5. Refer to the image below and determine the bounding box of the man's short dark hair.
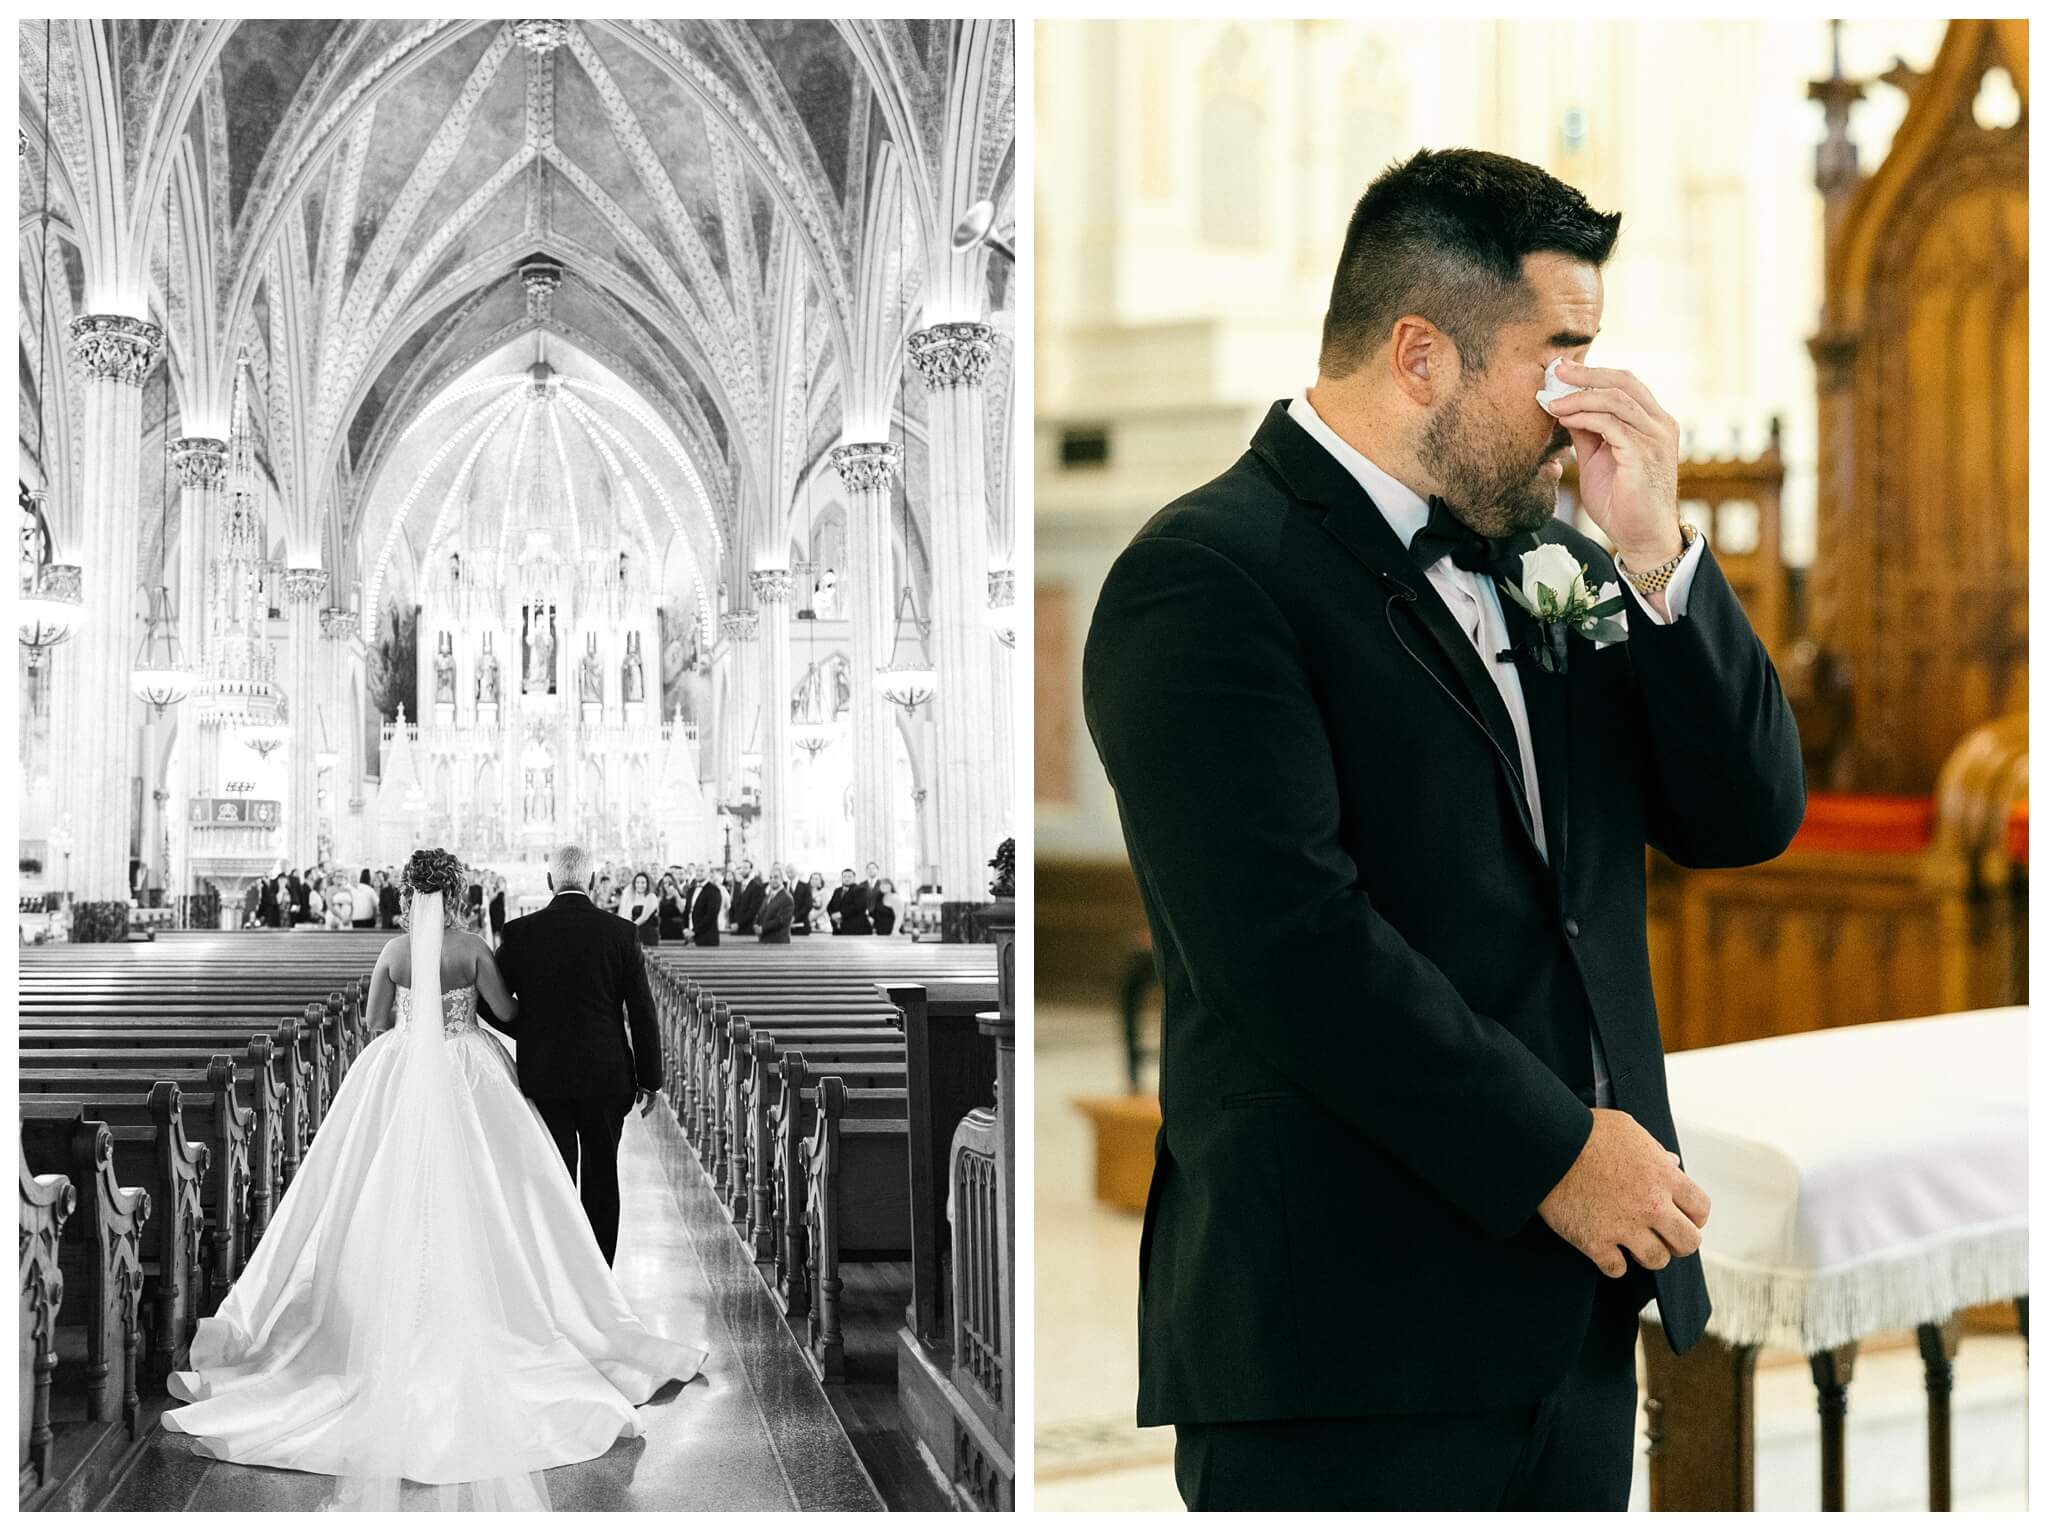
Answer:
[1319,148,1622,379]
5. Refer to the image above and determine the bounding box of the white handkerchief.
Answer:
[1536,356,1582,415]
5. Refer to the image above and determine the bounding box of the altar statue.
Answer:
[524,608,555,693]
[622,631,645,704]
[578,633,604,705]
[476,635,500,706]
[814,566,840,620]
[433,632,456,706]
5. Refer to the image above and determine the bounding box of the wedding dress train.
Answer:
[163,973,705,1504]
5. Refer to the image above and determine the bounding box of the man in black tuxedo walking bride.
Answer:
[484,842,663,1265]
[1084,149,1804,1510]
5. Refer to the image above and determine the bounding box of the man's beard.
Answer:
[1419,384,1570,538]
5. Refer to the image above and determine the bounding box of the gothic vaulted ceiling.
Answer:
[19,18,1016,609]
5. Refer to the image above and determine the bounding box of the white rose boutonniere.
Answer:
[1497,542,1628,674]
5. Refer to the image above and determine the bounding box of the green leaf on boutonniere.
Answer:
[1583,617,1630,645]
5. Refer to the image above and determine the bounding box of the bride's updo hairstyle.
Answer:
[399,847,466,930]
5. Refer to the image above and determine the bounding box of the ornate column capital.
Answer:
[829,441,903,494]
[171,437,229,489]
[319,607,356,640]
[69,314,164,387]
[750,567,794,605]
[283,567,330,604]
[721,609,760,643]
[907,322,995,392]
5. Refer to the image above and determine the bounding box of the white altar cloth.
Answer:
[1647,1007,2027,1354]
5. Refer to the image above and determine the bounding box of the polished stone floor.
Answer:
[101,1108,882,1511]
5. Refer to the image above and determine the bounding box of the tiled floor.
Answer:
[1035,1006,2029,1512]
[102,1107,881,1511]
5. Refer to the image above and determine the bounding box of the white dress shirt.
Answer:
[1289,392,1705,1109]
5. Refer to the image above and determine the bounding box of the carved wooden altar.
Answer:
[1801,19,2028,796]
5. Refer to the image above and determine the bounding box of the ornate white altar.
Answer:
[379,517,713,868]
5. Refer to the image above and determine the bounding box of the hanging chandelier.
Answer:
[130,176,193,714]
[20,27,81,670]
[876,579,937,712]
[790,289,839,757]
[20,491,82,664]
[132,589,195,712]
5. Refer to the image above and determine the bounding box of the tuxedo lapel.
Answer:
[1494,581,1572,891]
[1251,404,1538,853]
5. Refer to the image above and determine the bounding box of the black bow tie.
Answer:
[1408,496,1532,580]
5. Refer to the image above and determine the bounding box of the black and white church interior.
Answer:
[19,17,1016,1512]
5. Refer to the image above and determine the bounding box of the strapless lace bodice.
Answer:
[395,984,480,1035]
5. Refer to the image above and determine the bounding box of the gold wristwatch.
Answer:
[1618,521,1698,595]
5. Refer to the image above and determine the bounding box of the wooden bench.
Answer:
[20,1088,207,1387]
[21,1064,256,1312]
[803,1078,913,1378]
[18,1121,150,1437]
[19,1158,76,1497]
[23,1023,310,1189]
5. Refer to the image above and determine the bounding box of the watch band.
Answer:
[1619,522,1698,595]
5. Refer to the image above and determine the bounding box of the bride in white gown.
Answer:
[163,849,706,1510]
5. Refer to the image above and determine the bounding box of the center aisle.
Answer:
[100,1106,881,1511]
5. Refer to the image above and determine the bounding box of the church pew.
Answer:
[889,981,1000,1353]
[22,1023,312,1187]
[695,1009,892,1195]
[20,997,351,1111]
[802,1078,914,1380]
[729,1026,906,1236]
[641,947,1005,1396]
[667,990,899,1167]
[19,1088,206,1387]
[17,1121,150,1437]
[20,1062,257,1305]
[765,1051,912,1304]
[20,1156,76,1496]
[707,1019,902,1210]
[723,1024,906,1238]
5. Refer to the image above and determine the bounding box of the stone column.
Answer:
[830,441,901,870]
[284,567,329,868]
[321,608,355,865]
[165,437,226,899]
[988,566,1016,844]
[907,321,999,907]
[720,608,759,863]
[751,569,794,867]
[65,315,164,903]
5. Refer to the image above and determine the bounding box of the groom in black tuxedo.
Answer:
[484,843,663,1264]
[1084,149,1804,1511]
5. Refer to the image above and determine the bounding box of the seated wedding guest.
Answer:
[791,870,816,935]
[622,870,660,947]
[757,871,794,944]
[657,875,688,942]
[689,869,723,946]
[873,878,902,937]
